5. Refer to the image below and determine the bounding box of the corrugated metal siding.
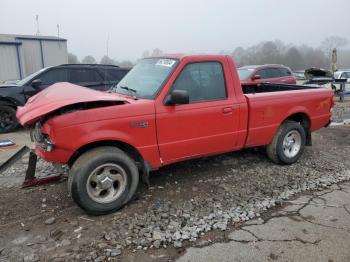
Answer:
[42,40,68,66]
[0,34,68,82]
[20,39,43,75]
[0,45,20,83]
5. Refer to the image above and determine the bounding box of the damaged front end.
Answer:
[32,122,54,152]
[4,83,131,188]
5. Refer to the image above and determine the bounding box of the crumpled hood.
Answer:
[17,82,130,126]
[304,68,333,80]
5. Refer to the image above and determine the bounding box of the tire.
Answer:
[266,121,306,165]
[0,105,19,133]
[68,146,139,215]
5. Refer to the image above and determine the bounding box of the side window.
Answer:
[39,69,68,85]
[172,62,227,103]
[341,72,350,78]
[269,68,282,78]
[279,68,292,76]
[104,69,128,81]
[69,68,103,84]
[256,69,269,79]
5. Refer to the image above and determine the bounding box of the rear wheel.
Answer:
[0,105,19,133]
[266,121,306,164]
[68,146,139,215]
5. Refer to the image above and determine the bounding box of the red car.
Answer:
[17,55,333,214]
[238,64,297,85]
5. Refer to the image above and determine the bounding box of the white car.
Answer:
[334,70,350,82]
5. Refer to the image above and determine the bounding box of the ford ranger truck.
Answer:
[17,55,334,215]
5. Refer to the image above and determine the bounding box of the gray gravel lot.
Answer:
[0,102,349,262]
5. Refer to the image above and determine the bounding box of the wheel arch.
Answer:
[68,140,145,169]
[0,97,19,108]
[283,112,312,146]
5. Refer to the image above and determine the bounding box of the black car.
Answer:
[0,64,130,133]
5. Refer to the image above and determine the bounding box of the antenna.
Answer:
[57,24,61,48]
[35,15,40,35]
[57,24,60,38]
[106,34,110,57]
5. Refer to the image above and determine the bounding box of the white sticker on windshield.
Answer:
[156,59,176,67]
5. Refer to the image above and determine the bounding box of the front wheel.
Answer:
[68,146,139,215]
[266,121,306,164]
[0,105,19,133]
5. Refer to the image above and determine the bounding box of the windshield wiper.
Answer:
[120,86,137,93]
[119,86,138,99]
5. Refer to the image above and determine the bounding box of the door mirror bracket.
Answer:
[31,79,42,89]
[164,89,189,105]
[252,75,261,80]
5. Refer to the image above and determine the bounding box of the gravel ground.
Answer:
[332,100,350,122]
[0,102,349,262]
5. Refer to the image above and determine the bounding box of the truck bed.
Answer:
[242,84,333,148]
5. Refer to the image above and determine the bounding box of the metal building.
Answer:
[0,34,68,83]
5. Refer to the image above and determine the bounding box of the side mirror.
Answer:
[164,89,189,105]
[31,79,42,89]
[252,75,261,80]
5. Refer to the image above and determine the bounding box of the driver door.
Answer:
[155,58,240,165]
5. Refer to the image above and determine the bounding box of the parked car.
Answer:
[334,70,350,82]
[238,64,297,85]
[0,64,130,133]
[17,55,333,214]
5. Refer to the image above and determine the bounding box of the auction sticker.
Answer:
[156,59,176,67]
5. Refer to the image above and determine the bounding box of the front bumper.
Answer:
[35,145,73,164]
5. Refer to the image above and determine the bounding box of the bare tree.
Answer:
[142,50,150,58]
[82,55,97,64]
[284,47,303,70]
[119,60,134,67]
[321,36,348,57]
[100,56,117,65]
[152,48,163,56]
[68,53,79,64]
[231,40,329,70]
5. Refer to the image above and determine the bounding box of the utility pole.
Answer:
[35,15,40,35]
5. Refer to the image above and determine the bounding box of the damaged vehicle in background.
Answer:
[17,55,334,215]
[0,64,130,133]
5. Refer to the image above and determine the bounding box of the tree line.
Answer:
[68,36,349,70]
[231,36,349,70]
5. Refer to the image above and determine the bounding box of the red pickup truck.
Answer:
[17,55,333,214]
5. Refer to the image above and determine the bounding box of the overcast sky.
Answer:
[1,0,349,61]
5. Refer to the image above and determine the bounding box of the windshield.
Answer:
[112,58,178,99]
[16,68,48,86]
[237,68,254,80]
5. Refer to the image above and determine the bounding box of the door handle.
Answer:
[222,107,233,114]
